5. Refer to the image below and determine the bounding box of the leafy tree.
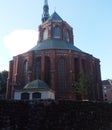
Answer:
[0,70,8,98]
[76,73,90,100]
[0,72,2,88]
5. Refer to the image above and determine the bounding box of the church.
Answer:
[6,0,103,101]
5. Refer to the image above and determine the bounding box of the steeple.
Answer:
[42,0,50,23]
[44,0,48,5]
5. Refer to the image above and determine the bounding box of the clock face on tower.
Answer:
[43,29,48,40]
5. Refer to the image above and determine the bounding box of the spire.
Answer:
[44,0,48,5]
[42,0,50,23]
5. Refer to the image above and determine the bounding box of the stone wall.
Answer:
[0,100,112,130]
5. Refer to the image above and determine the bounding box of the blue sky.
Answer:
[0,0,112,80]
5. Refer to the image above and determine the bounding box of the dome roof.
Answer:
[29,39,83,52]
[24,79,49,90]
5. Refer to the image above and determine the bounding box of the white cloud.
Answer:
[3,30,38,56]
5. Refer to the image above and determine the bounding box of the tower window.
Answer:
[65,31,70,42]
[53,27,61,39]
[43,29,48,40]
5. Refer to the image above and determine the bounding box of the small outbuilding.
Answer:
[14,79,55,100]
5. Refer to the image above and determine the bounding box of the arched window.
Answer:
[21,93,29,100]
[36,57,41,79]
[53,27,61,39]
[45,56,51,86]
[23,61,28,84]
[82,59,86,73]
[58,58,67,97]
[65,31,70,42]
[74,58,80,81]
[43,28,48,40]
[32,92,41,99]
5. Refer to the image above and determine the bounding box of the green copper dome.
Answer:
[24,79,49,90]
[29,39,82,52]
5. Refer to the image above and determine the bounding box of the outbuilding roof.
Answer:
[24,79,49,90]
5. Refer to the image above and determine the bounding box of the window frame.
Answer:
[32,92,41,99]
[21,92,29,100]
[53,27,61,39]
[43,28,48,40]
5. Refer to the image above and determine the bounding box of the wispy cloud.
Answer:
[3,30,38,56]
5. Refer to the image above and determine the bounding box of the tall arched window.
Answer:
[53,27,61,39]
[58,58,67,97]
[82,59,86,73]
[45,56,51,86]
[23,61,28,84]
[74,58,80,81]
[43,28,48,40]
[36,57,41,80]
[21,93,29,100]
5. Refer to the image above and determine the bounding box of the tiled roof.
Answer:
[24,79,49,90]
[29,39,82,52]
[48,12,63,21]
[102,80,110,85]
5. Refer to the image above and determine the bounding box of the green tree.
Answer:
[76,73,90,100]
[0,70,8,98]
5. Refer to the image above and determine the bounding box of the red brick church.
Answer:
[6,0,103,100]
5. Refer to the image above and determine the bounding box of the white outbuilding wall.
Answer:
[14,90,55,100]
